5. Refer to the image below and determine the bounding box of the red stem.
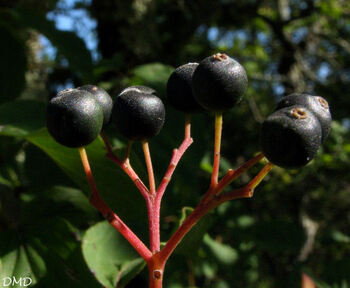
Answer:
[141,140,159,252]
[158,198,216,264]
[211,152,265,197]
[102,134,150,200]
[78,147,152,261]
[142,140,156,195]
[156,115,193,202]
[98,121,271,288]
[216,162,274,204]
[147,198,160,253]
[158,160,273,264]
[149,116,193,253]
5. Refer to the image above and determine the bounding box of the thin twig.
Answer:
[210,113,223,188]
[101,134,150,200]
[142,140,156,195]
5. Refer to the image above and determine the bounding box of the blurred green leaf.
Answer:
[203,234,238,265]
[26,128,148,231]
[27,129,147,231]
[0,23,27,103]
[330,230,350,244]
[116,258,146,288]
[82,221,145,288]
[174,207,213,256]
[131,63,174,95]
[0,231,46,286]
[22,186,98,227]
[0,100,45,137]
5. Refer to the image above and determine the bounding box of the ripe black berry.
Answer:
[166,63,203,113]
[192,53,248,111]
[112,86,165,141]
[46,89,103,148]
[276,93,331,142]
[260,106,322,168]
[77,85,113,129]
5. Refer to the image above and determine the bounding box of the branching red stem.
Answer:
[158,160,273,264]
[148,116,193,254]
[101,134,150,200]
[78,147,152,261]
[97,121,271,288]
[216,162,274,204]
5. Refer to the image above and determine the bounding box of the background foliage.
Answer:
[0,0,350,287]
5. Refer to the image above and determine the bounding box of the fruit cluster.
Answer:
[46,53,248,142]
[46,84,166,147]
[46,53,331,169]
[260,93,332,168]
[45,53,332,288]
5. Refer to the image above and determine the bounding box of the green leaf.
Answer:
[131,63,174,96]
[16,9,93,78]
[33,246,102,288]
[330,230,350,244]
[22,186,98,228]
[0,189,100,288]
[0,100,46,137]
[174,207,213,256]
[203,234,239,265]
[26,129,147,229]
[0,231,46,286]
[82,221,145,288]
[116,258,146,288]
[0,23,27,103]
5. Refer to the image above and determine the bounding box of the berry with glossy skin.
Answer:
[112,86,165,141]
[276,93,331,142]
[192,53,248,111]
[260,106,322,168]
[77,85,113,128]
[46,89,103,148]
[166,62,203,113]
[132,85,157,95]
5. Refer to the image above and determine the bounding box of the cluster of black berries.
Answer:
[46,84,166,147]
[260,93,332,168]
[46,52,331,169]
[167,53,248,113]
[46,53,248,145]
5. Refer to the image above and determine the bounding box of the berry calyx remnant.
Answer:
[276,93,332,142]
[260,106,322,168]
[192,53,248,111]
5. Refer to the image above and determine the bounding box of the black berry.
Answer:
[46,89,103,148]
[276,93,331,142]
[260,106,322,168]
[112,86,165,141]
[77,85,113,129]
[166,63,203,113]
[192,53,248,111]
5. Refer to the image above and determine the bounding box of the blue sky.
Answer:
[41,0,330,90]
[40,0,99,61]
